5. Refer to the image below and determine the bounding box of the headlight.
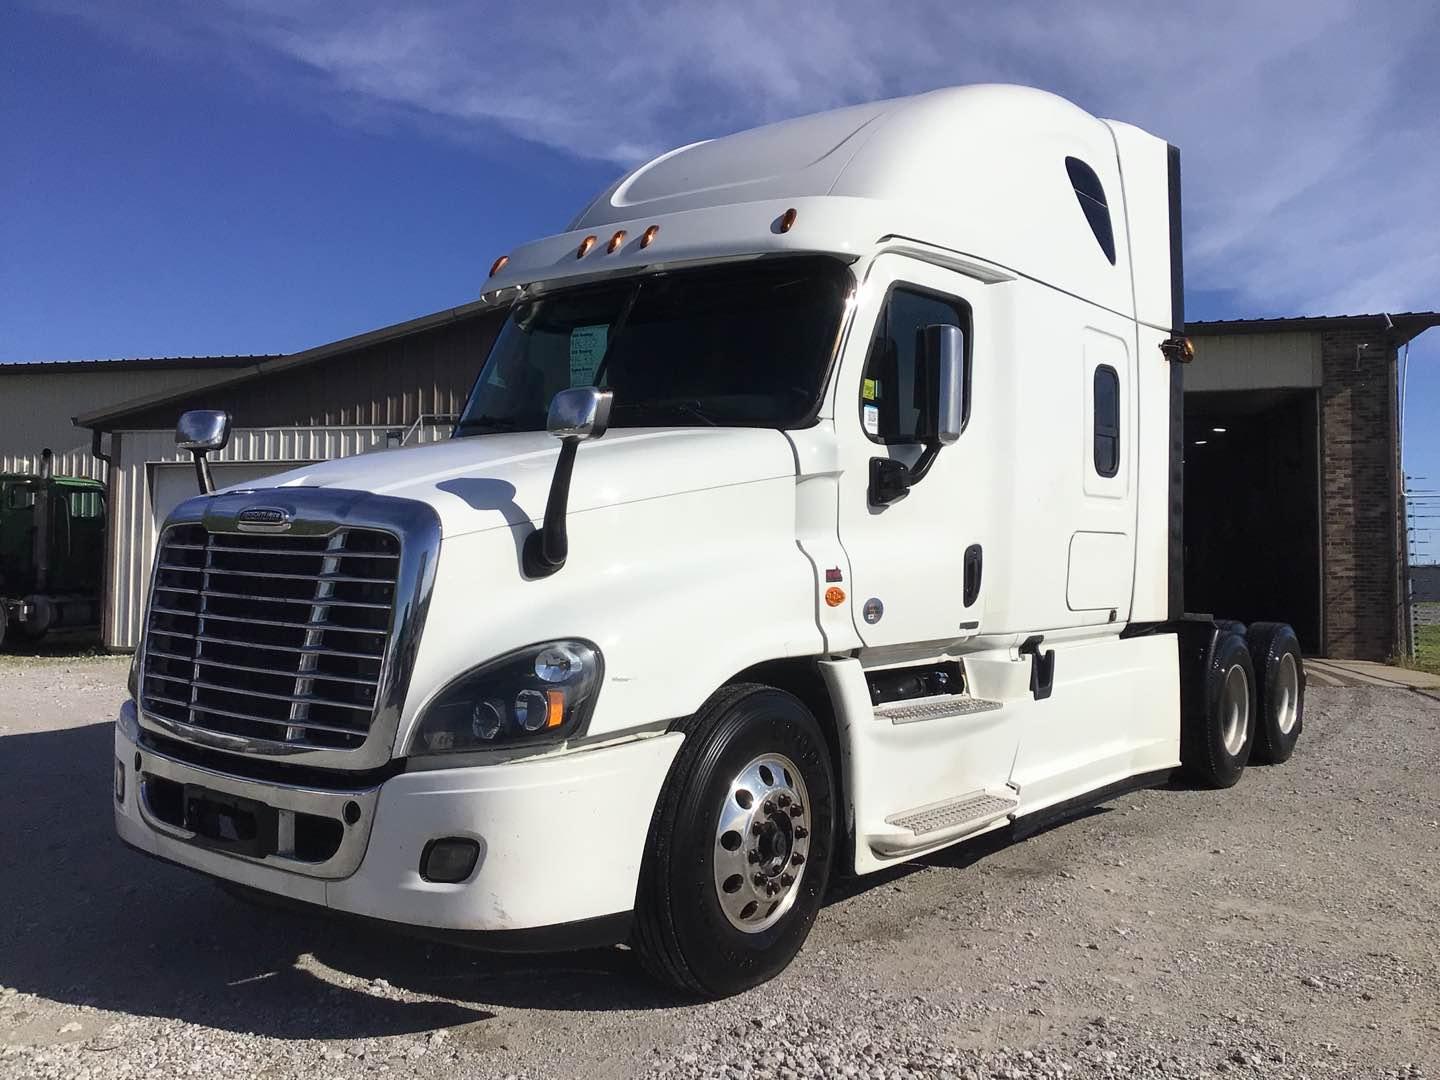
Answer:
[409,640,602,755]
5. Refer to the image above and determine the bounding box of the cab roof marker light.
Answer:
[488,254,509,277]
[778,207,798,233]
[639,224,660,249]
[576,235,598,259]
[607,230,627,253]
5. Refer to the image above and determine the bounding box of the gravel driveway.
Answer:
[1,656,1435,1079]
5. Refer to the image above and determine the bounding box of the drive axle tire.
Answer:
[1246,622,1304,764]
[1181,631,1256,789]
[633,683,835,998]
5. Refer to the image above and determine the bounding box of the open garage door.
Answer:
[1184,390,1322,653]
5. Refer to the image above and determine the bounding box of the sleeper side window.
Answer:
[1093,365,1120,477]
[859,287,970,444]
[1065,157,1117,265]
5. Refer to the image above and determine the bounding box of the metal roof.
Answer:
[1189,312,1440,346]
[76,300,496,430]
[0,355,278,375]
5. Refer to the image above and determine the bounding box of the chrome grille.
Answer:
[141,524,401,752]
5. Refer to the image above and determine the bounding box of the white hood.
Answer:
[234,428,799,539]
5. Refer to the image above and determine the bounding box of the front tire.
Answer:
[1181,631,1256,788]
[633,683,835,998]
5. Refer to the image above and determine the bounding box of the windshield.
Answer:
[454,256,851,435]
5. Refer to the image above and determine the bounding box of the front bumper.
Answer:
[114,702,683,938]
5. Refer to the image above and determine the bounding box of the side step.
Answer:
[872,789,1018,855]
[874,696,1002,725]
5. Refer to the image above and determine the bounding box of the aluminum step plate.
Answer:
[875,696,1003,725]
[886,790,1018,836]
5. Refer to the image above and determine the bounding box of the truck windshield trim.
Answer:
[453,256,854,436]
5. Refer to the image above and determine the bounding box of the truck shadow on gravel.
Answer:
[0,721,1180,1038]
[0,722,685,1041]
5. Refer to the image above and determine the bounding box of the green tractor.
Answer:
[0,453,106,647]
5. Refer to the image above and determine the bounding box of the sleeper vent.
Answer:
[1065,157,1116,265]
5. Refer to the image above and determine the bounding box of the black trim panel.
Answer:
[1011,768,1175,840]
[1166,143,1186,620]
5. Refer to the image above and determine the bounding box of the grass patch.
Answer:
[1412,621,1440,676]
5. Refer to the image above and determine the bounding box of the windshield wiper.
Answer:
[455,414,522,435]
[612,399,719,427]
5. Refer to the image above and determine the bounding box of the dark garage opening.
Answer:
[1183,389,1322,653]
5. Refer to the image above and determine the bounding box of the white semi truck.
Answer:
[114,84,1306,997]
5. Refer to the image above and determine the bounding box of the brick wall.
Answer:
[1319,330,1403,659]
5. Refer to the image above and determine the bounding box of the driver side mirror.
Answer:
[176,409,231,495]
[919,323,965,445]
[869,324,966,506]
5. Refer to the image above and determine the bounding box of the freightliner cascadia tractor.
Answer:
[114,85,1305,997]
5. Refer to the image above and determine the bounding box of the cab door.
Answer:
[835,255,992,649]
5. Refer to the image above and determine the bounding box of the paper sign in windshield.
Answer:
[569,325,608,387]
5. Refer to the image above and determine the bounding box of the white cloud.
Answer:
[40,0,1440,317]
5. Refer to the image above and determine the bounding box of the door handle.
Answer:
[963,544,982,607]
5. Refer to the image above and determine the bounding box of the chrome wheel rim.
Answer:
[713,752,811,934]
[1220,663,1251,756]
[1275,653,1299,734]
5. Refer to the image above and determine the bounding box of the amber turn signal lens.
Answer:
[545,689,566,728]
[576,235,597,258]
[824,586,846,608]
[639,224,660,249]
[488,254,509,277]
[778,207,798,233]
[607,230,627,253]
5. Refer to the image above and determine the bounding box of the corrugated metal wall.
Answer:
[1,447,106,481]
[105,423,451,651]
[0,364,252,480]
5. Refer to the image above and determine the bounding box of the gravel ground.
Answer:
[1,655,1436,1079]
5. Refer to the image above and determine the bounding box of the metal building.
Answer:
[0,356,270,480]
[1186,312,1440,661]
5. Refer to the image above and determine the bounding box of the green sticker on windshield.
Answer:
[569,325,607,387]
[863,378,880,401]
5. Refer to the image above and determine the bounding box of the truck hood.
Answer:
[236,428,799,539]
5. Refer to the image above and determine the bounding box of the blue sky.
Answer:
[3,1,1438,555]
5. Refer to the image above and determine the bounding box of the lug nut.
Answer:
[794,825,808,839]
[789,804,803,818]
[751,821,764,835]
[777,793,791,808]
[753,873,766,886]
[780,873,794,886]
[791,852,805,866]
[747,849,760,863]
[762,799,775,815]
